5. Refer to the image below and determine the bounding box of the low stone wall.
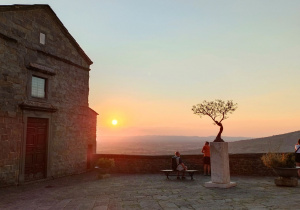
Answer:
[93,153,276,176]
[229,154,275,176]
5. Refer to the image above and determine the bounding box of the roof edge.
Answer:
[89,107,99,115]
[0,4,93,65]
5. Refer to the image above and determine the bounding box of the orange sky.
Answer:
[85,1,299,140]
[0,0,298,145]
[93,94,299,139]
[7,0,297,140]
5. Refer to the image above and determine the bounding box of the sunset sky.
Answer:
[3,1,300,140]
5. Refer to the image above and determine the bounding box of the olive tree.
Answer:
[192,100,238,142]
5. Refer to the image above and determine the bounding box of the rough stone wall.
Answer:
[0,6,97,186]
[229,154,274,176]
[0,7,90,69]
[86,108,97,153]
[93,153,276,176]
[0,115,23,186]
[0,21,25,186]
[48,60,90,177]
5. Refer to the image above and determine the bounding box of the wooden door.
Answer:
[25,117,48,181]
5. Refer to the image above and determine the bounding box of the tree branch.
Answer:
[192,99,238,141]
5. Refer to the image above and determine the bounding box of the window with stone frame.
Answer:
[40,33,46,45]
[31,76,46,98]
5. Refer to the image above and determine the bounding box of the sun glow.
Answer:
[112,119,118,125]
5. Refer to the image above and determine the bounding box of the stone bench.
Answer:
[160,170,198,180]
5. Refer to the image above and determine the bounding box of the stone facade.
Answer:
[0,5,97,186]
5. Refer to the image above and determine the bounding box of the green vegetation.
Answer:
[261,153,295,168]
[192,100,238,142]
[96,158,115,169]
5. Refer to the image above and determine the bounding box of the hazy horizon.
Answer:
[96,130,300,155]
[96,134,249,155]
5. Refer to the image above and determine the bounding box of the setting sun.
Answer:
[112,120,118,125]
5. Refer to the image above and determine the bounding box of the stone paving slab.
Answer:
[0,171,300,209]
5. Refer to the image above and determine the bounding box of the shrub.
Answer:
[261,153,295,168]
[96,158,115,169]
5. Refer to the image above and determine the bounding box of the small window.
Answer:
[31,76,46,98]
[40,33,45,45]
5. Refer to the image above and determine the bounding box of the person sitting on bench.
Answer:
[172,151,188,180]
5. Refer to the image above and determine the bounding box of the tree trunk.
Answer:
[214,122,224,142]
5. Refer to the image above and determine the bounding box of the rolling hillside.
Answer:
[97,135,249,155]
[182,130,300,154]
[228,130,300,154]
[96,131,300,155]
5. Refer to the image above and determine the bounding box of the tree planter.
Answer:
[273,167,298,178]
[94,158,115,179]
[261,153,299,187]
[95,166,111,179]
[95,167,109,175]
[273,167,299,187]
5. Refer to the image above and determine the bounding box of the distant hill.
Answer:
[103,135,249,142]
[97,131,300,155]
[96,135,249,155]
[182,130,300,154]
[228,130,300,154]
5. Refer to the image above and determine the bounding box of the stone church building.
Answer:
[0,5,98,186]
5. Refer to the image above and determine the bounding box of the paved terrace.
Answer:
[0,171,299,210]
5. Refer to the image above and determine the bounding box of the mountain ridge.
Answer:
[182,130,300,154]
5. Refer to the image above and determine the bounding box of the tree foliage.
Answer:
[261,153,295,168]
[192,100,237,142]
[192,99,237,125]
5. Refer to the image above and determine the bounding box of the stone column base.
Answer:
[205,142,236,189]
[204,181,237,188]
[274,177,298,187]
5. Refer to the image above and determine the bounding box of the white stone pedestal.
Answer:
[204,142,236,188]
